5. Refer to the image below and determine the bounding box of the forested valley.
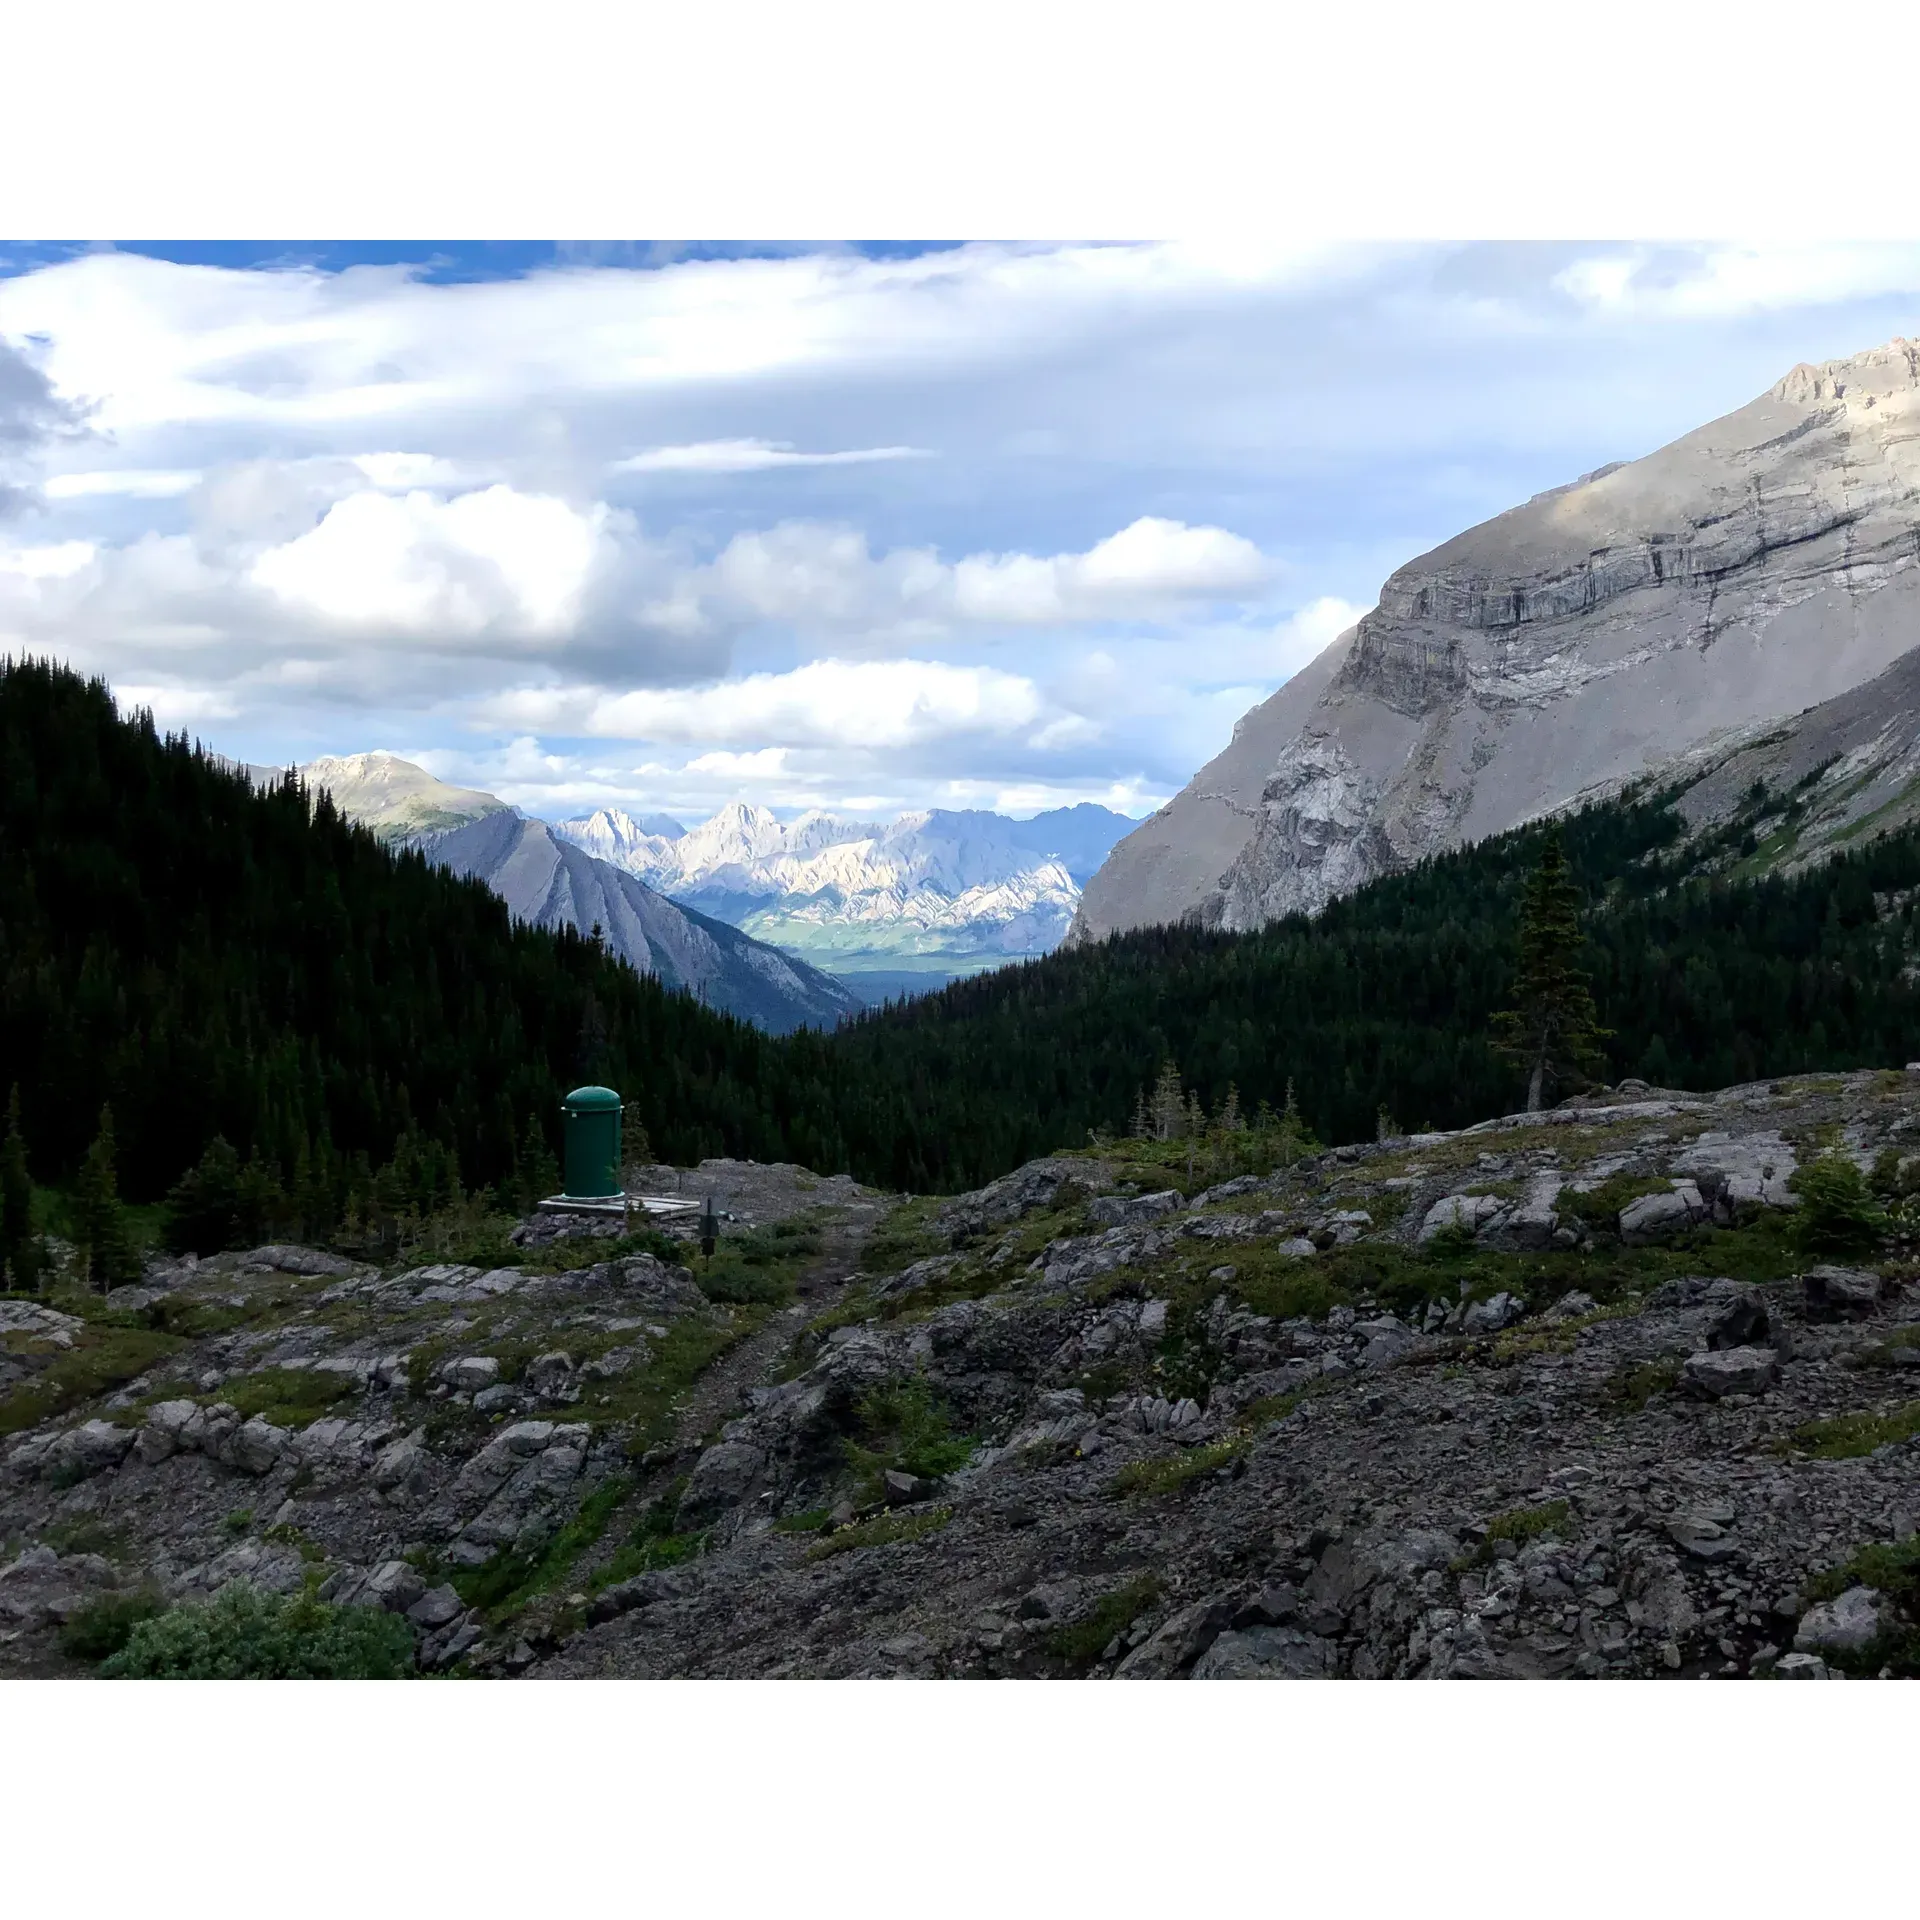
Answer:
[8,656,1920,1266]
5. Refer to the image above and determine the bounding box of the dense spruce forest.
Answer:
[0,659,842,1226]
[9,655,1920,1231]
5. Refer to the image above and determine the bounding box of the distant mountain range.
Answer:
[403,810,862,1034]
[557,801,1135,972]
[275,754,856,1033]
[283,753,1133,1025]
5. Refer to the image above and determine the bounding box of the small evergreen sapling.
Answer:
[1490,829,1611,1112]
[2,1085,42,1291]
[73,1104,142,1291]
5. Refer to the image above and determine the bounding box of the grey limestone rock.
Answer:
[1795,1585,1886,1655]
[1804,1265,1885,1319]
[1682,1346,1778,1399]
[1619,1183,1709,1245]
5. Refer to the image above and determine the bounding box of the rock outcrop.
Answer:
[1075,338,1920,939]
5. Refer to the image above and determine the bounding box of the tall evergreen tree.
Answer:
[2,1085,41,1291]
[73,1105,142,1290]
[1490,828,1611,1111]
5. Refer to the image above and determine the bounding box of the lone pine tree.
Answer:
[1491,829,1611,1112]
[2,1085,41,1291]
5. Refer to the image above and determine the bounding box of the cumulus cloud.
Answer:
[249,485,623,640]
[698,515,1271,635]
[612,439,928,474]
[480,658,1048,751]
[12,240,1920,824]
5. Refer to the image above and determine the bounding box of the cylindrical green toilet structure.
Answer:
[561,1085,623,1199]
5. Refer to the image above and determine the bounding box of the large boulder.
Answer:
[1191,1625,1337,1678]
[1682,1346,1778,1398]
[1804,1265,1885,1319]
[1089,1189,1183,1230]
[1417,1193,1510,1245]
[1795,1585,1886,1655]
[1619,1183,1709,1245]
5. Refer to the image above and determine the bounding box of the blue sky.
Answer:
[3,238,1919,825]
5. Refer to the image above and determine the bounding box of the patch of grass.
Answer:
[1111,1436,1248,1498]
[41,1517,132,1560]
[807,1504,953,1560]
[58,1589,165,1664]
[1857,1325,1920,1368]
[1455,1499,1572,1570]
[0,1325,184,1436]
[861,1198,948,1275]
[451,1473,636,1619]
[694,1218,821,1306]
[1603,1356,1682,1411]
[101,1581,415,1679]
[222,1507,254,1536]
[207,1366,357,1430]
[772,1507,829,1535]
[592,1493,710,1591]
[1788,1400,1920,1461]
[1047,1574,1163,1669]
[262,1522,326,1563]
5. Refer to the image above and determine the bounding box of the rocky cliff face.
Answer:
[1075,338,1920,938]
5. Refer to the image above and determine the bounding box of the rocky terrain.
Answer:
[9,1071,1920,1680]
[1075,336,1920,941]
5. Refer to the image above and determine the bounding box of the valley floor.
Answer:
[7,1072,1920,1679]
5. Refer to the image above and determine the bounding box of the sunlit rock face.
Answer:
[1075,338,1920,939]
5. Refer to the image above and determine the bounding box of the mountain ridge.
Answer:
[1074,335,1920,940]
[559,799,1136,970]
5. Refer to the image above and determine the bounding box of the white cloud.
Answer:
[698,515,1273,635]
[114,682,238,724]
[612,438,928,474]
[1279,594,1365,656]
[43,469,200,499]
[0,539,95,579]
[1552,243,1920,317]
[481,657,1046,750]
[249,485,621,640]
[952,517,1272,622]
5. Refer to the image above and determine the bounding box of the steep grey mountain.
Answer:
[407,812,863,1034]
[1075,337,1920,939]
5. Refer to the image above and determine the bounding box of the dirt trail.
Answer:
[668,1206,879,1452]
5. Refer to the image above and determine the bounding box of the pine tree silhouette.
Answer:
[1490,829,1611,1111]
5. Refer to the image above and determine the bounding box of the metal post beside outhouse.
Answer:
[561,1085,623,1200]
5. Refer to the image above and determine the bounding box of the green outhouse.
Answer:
[561,1085,623,1199]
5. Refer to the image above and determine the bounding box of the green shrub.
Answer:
[1789,1153,1889,1256]
[1047,1575,1162,1668]
[101,1582,415,1678]
[59,1590,164,1663]
[842,1379,974,1495]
